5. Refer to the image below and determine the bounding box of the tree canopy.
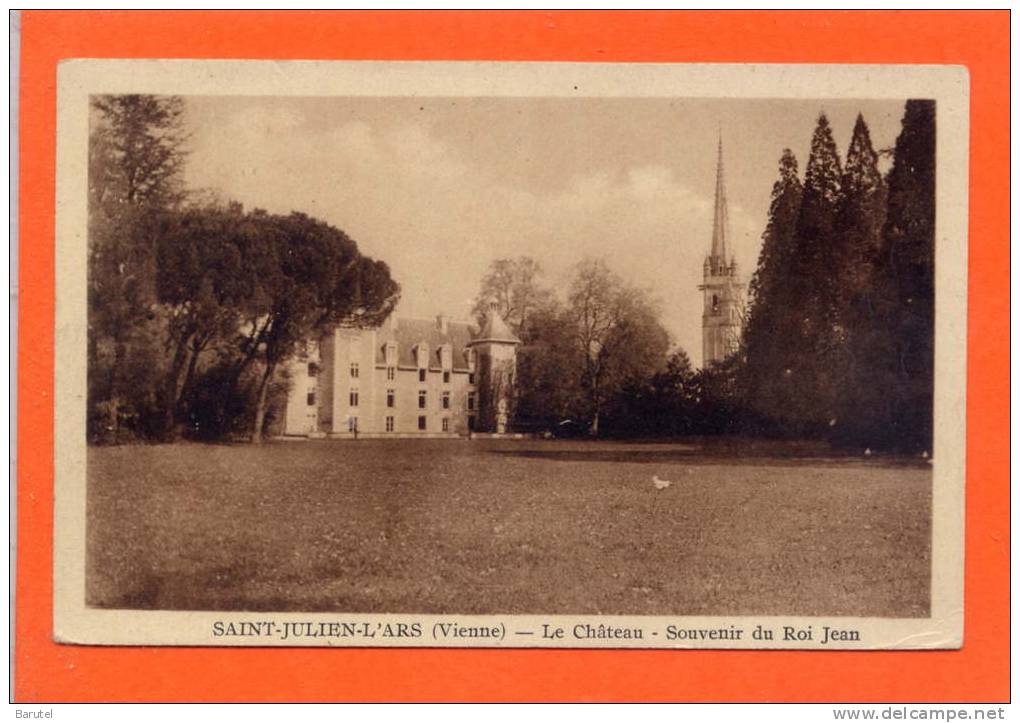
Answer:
[87,94,399,443]
[738,103,934,452]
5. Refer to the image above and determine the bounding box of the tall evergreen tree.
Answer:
[831,115,889,443]
[866,100,936,451]
[741,149,803,430]
[836,114,887,298]
[785,113,844,431]
[88,95,188,441]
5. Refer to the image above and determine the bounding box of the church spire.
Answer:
[710,135,730,269]
[699,134,744,368]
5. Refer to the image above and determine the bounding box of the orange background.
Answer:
[14,10,1009,702]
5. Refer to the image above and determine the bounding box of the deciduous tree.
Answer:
[565,259,670,436]
[471,256,556,340]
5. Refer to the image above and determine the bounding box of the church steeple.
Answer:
[709,136,731,272]
[698,133,744,367]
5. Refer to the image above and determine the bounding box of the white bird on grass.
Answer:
[652,474,671,490]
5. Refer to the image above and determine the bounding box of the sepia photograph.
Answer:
[52,60,968,648]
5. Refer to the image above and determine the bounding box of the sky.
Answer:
[182,95,907,368]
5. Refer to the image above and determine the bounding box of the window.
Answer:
[442,391,450,409]
[307,391,316,406]
[418,390,427,409]
[418,415,427,431]
[418,368,427,383]
[711,294,719,313]
[386,367,395,381]
[468,373,475,385]
[348,417,358,432]
[467,392,476,411]
[307,362,318,377]
[386,389,395,408]
[443,371,451,384]
[350,362,359,378]
[385,416,394,432]
[468,416,476,433]
[349,389,359,407]
[442,417,449,432]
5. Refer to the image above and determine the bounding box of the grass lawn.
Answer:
[87,438,931,616]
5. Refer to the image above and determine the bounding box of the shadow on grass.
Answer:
[486,440,930,468]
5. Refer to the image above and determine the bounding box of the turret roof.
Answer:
[469,302,521,345]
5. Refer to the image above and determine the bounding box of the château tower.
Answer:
[467,301,520,434]
[698,138,744,366]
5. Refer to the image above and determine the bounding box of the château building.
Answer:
[699,138,745,366]
[282,302,520,438]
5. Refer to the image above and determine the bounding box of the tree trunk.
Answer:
[173,334,208,437]
[106,339,127,438]
[228,318,272,407]
[250,362,275,444]
[589,374,601,437]
[163,338,192,440]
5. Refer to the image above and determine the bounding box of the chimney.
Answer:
[437,313,449,334]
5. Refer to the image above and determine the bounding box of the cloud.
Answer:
[184,109,732,365]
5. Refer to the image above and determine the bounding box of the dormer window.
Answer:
[384,340,398,366]
[439,344,453,371]
[415,342,429,369]
[465,348,476,372]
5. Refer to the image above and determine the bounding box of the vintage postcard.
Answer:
[53,59,967,649]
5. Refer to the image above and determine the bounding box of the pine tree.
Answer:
[870,100,936,451]
[831,114,889,444]
[88,95,188,441]
[741,149,803,430]
[837,115,887,295]
[785,113,843,432]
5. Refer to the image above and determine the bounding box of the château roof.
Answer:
[332,305,519,371]
[374,316,477,371]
